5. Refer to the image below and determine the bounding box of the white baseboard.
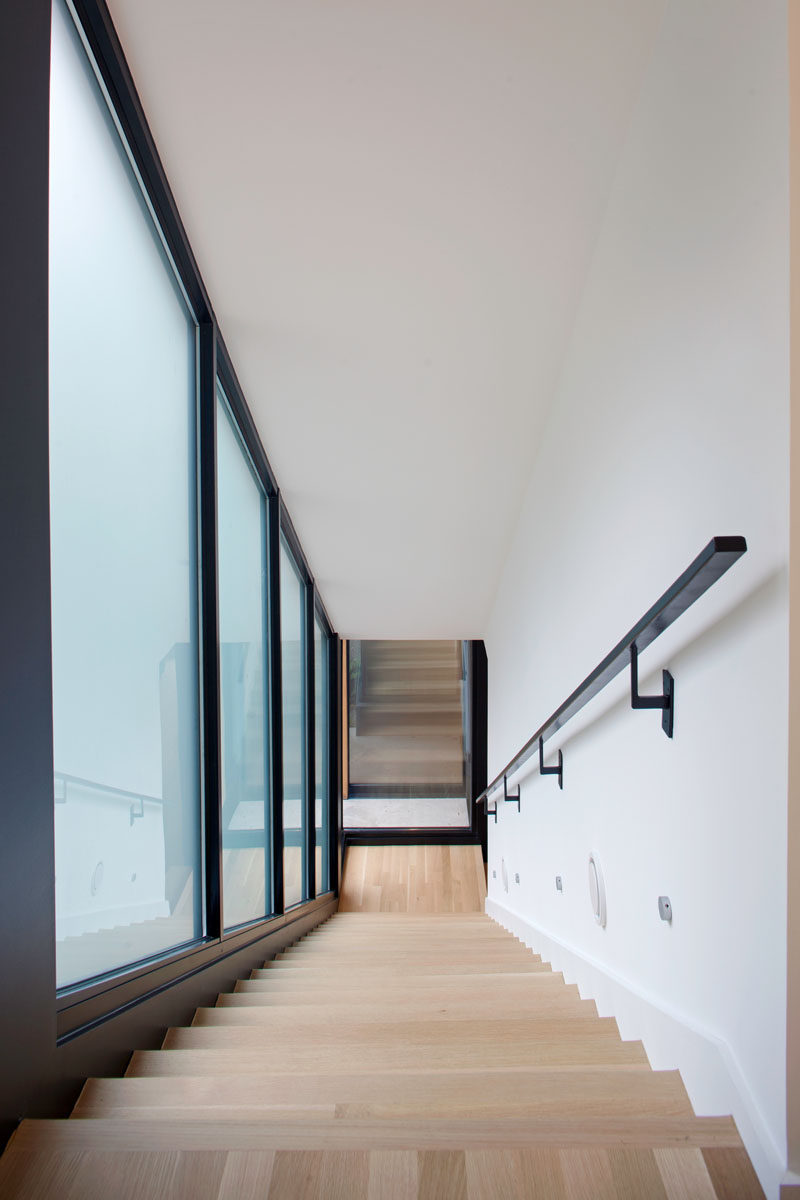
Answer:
[780,1168,800,1195]
[486,896,785,1200]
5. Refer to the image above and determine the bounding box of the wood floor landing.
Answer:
[0,878,763,1196]
[0,1146,760,1199]
[339,844,487,912]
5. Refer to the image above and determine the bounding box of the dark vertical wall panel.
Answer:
[305,584,316,901]
[199,324,222,936]
[330,635,343,894]
[0,0,56,1144]
[268,492,285,913]
[470,641,488,859]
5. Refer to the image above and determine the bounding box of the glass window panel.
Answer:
[280,538,306,907]
[50,0,202,988]
[345,640,469,828]
[314,616,330,895]
[216,390,270,929]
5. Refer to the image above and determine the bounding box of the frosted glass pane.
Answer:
[281,538,306,907]
[217,392,271,929]
[50,0,202,988]
[314,618,330,895]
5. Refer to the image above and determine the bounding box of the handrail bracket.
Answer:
[485,798,498,824]
[630,643,674,738]
[503,774,521,811]
[538,737,563,789]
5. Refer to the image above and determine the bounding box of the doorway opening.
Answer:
[344,640,470,829]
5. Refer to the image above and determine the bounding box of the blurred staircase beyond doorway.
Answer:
[347,641,467,818]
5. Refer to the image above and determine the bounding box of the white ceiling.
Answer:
[107,0,663,637]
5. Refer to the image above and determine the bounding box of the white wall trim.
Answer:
[487,895,785,1200]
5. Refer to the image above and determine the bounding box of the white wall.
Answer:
[485,1,789,1194]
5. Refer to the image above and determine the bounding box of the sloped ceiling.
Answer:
[106,0,663,637]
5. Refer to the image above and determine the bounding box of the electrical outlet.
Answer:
[492,869,496,879]
[514,872,520,884]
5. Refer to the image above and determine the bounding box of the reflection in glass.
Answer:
[280,538,307,907]
[314,616,330,894]
[217,391,270,929]
[50,0,202,987]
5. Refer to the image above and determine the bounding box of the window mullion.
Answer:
[199,322,223,940]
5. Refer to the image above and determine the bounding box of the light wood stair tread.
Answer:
[214,990,591,1012]
[233,971,570,993]
[203,998,597,1022]
[74,1066,694,1118]
[269,947,540,960]
[161,1015,628,1051]
[127,1038,650,1073]
[0,1145,763,1200]
[8,1114,742,1151]
[256,963,552,976]
[268,947,543,959]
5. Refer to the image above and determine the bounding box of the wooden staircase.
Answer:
[0,849,764,1198]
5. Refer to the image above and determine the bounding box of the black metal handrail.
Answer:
[476,536,747,815]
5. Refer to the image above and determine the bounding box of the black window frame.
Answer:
[52,0,342,1038]
[214,377,274,934]
[278,504,313,909]
[312,597,335,898]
